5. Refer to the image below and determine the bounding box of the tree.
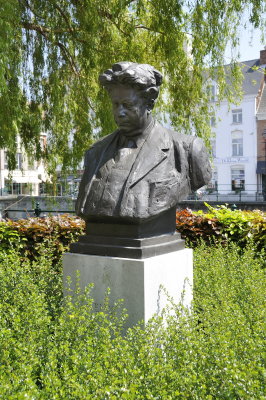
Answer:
[0,0,265,173]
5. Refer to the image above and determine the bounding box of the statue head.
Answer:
[99,62,163,135]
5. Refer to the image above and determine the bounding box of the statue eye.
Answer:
[124,103,133,109]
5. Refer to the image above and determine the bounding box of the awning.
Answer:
[256,161,266,174]
[11,177,42,184]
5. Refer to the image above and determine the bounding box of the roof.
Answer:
[256,81,266,117]
[220,58,263,96]
[240,59,263,95]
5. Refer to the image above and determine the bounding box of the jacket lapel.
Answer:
[76,130,118,215]
[128,121,171,188]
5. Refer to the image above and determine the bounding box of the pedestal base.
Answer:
[70,232,184,259]
[63,249,193,330]
[70,208,184,259]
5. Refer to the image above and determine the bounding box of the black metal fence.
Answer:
[190,184,266,202]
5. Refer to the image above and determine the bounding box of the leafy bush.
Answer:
[0,214,85,261]
[0,221,26,251]
[176,208,223,246]
[0,242,265,398]
[176,204,266,251]
[1,205,264,261]
[198,203,266,250]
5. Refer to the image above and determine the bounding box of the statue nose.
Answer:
[117,105,126,117]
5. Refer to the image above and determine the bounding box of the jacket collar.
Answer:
[127,120,171,188]
[93,120,171,188]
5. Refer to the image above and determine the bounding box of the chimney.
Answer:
[260,46,266,65]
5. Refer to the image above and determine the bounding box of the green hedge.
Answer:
[0,242,265,398]
[0,205,265,260]
[0,214,85,260]
[176,204,266,251]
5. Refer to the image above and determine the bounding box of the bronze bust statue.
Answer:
[72,62,211,258]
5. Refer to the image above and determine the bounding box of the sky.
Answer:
[236,28,265,62]
[225,17,266,63]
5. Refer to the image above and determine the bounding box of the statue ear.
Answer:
[146,87,159,100]
[147,99,155,112]
[145,87,159,111]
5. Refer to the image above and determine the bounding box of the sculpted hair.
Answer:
[99,62,163,107]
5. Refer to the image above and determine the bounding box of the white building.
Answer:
[0,134,48,196]
[209,49,266,201]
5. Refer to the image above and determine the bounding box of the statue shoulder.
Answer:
[168,129,193,148]
[189,136,212,191]
[168,129,207,157]
[168,129,212,190]
[84,130,118,166]
[87,130,117,152]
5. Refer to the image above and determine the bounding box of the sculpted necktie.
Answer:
[115,134,137,162]
[117,134,137,149]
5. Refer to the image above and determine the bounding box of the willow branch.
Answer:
[98,10,131,36]
[53,3,75,34]
[55,41,80,76]
[134,24,165,35]
[22,21,73,34]
[22,22,80,76]
[20,0,45,21]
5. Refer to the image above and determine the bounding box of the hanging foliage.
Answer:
[0,0,265,172]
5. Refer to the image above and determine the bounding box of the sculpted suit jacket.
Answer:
[76,120,211,222]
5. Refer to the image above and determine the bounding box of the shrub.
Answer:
[1,206,265,261]
[176,208,223,246]
[0,214,85,261]
[0,242,265,398]
[198,203,266,250]
[0,221,26,251]
[176,205,266,252]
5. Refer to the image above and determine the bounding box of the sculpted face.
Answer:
[109,85,151,136]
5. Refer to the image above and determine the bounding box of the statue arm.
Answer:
[75,147,95,217]
[75,133,115,217]
[84,148,92,167]
[171,130,211,192]
[189,137,212,191]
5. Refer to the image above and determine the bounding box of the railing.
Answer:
[190,184,266,202]
[2,202,75,219]
[1,184,265,220]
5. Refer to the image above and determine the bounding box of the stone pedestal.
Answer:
[63,248,193,330]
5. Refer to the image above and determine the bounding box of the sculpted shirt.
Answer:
[85,120,155,218]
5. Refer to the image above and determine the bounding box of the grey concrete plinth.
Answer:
[63,249,193,329]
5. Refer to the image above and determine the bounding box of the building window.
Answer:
[16,153,23,169]
[231,167,245,191]
[4,152,8,169]
[207,85,216,101]
[4,179,12,195]
[3,181,34,195]
[232,131,243,156]
[211,139,216,158]
[21,183,34,195]
[4,151,23,169]
[210,116,216,127]
[40,136,47,150]
[12,182,21,195]
[232,109,242,124]
[210,85,215,100]
[207,169,218,192]
[27,157,35,170]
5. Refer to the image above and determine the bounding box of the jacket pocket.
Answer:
[149,178,179,209]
